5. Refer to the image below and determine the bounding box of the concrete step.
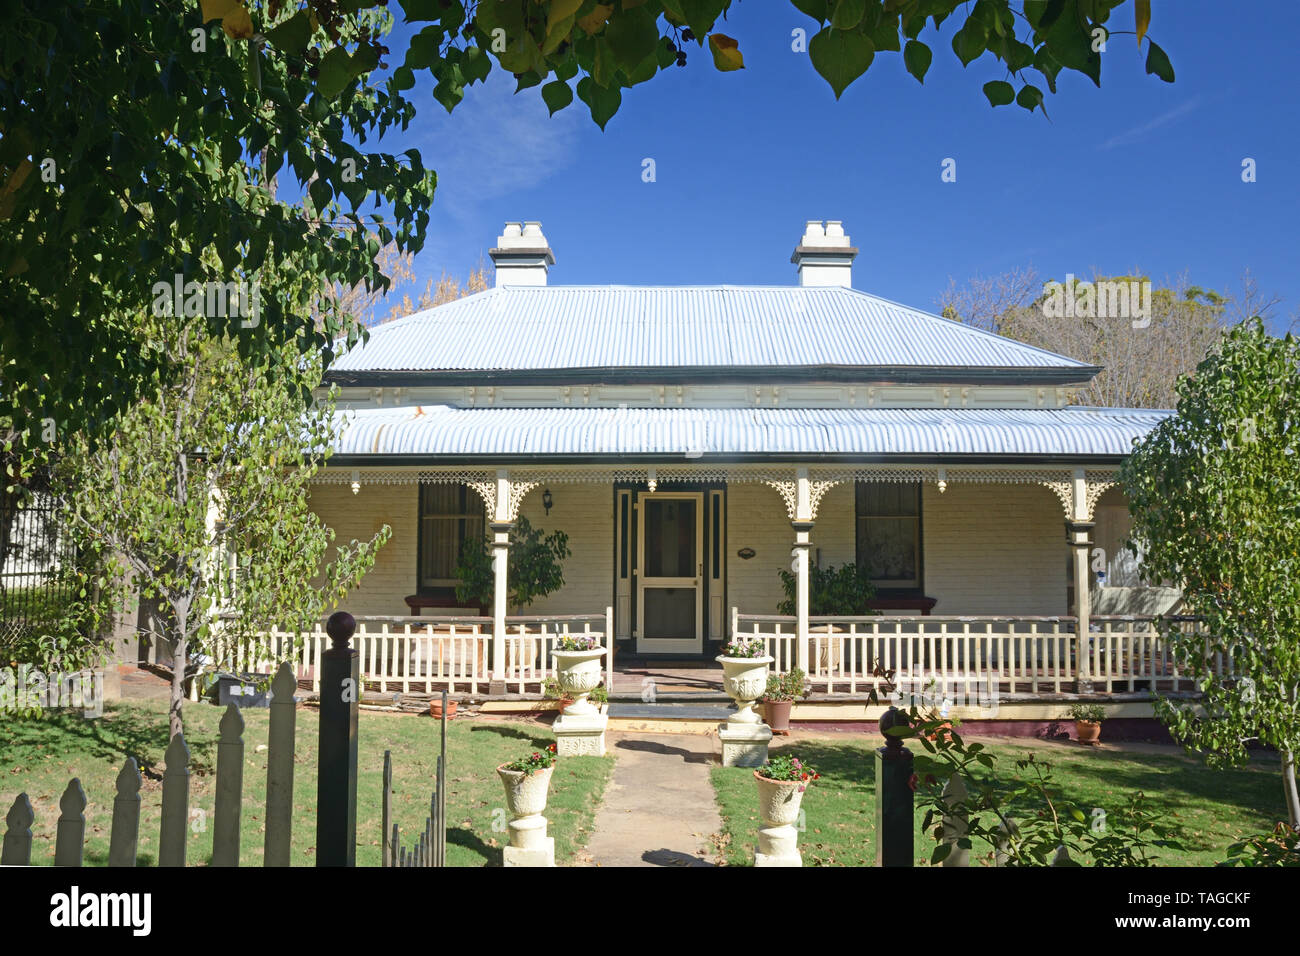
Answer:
[606,701,736,734]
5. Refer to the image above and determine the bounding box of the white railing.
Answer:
[734,614,1076,696]
[1091,615,1214,693]
[205,608,614,698]
[735,611,1215,697]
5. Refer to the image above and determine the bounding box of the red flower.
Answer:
[908,773,919,792]
[801,773,809,781]
[548,744,557,753]
[813,773,820,780]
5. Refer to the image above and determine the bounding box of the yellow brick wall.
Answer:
[514,486,614,617]
[919,482,1067,615]
[307,481,420,617]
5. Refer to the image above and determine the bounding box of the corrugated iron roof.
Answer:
[330,286,1094,374]
[329,405,1169,459]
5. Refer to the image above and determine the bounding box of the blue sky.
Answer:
[375,1,1298,329]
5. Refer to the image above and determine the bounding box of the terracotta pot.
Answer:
[763,698,793,732]
[754,771,807,828]
[555,696,575,711]
[497,764,554,819]
[429,698,457,719]
[1075,719,1101,745]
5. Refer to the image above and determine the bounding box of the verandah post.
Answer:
[317,610,359,867]
[1068,468,1095,694]
[793,467,813,673]
[490,469,512,694]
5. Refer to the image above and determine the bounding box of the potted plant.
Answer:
[761,668,809,733]
[754,754,819,865]
[1068,703,1105,745]
[497,744,558,820]
[777,563,877,669]
[588,683,609,709]
[717,637,774,725]
[552,634,605,716]
[429,696,458,719]
[541,676,574,711]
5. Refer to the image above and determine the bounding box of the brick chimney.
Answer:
[489,221,555,287]
[791,220,857,288]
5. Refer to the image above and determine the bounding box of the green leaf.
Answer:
[830,0,866,31]
[605,6,659,67]
[266,9,313,56]
[982,79,1015,106]
[541,79,573,116]
[808,27,875,99]
[575,76,622,129]
[316,47,354,100]
[1145,40,1175,83]
[791,0,829,22]
[951,23,987,66]
[903,39,931,83]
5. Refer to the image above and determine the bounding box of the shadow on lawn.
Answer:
[447,826,503,866]
[1,703,217,779]
[467,723,552,749]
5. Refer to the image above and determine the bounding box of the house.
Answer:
[305,220,1171,697]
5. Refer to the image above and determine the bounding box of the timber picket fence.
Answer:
[1,663,300,867]
[382,690,448,868]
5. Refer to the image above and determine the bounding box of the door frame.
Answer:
[635,491,704,655]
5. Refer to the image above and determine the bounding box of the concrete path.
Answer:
[578,732,723,867]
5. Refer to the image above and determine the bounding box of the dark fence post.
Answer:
[317,611,359,867]
[874,705,914,867]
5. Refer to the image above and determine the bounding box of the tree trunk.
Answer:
[1283,749,1300,832]
[169,631,188,742]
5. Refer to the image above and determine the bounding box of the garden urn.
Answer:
[753,771,807,867]
[716,655,774,724]
[497,764,554,820]
[553,647,605,717]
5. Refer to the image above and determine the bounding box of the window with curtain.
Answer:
[418,484,484,589]
[855,482,921,589]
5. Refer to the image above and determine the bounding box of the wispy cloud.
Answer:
[1099,96,1202,150]
[415,71,582,220]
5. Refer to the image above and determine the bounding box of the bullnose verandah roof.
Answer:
[327,405,1170,462]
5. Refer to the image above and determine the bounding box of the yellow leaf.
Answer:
[1135,0,1151,45]
[709,33,744,71]
[200,0,241,23]
[547,0,584,34]
[222,5,254,40]
[576,3,614,35]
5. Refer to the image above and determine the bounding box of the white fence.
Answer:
[205,609,614,697]
[734,611,1215,696]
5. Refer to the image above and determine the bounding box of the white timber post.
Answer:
[491,469,512,688]
[1068,467,1094,693]
[793,467,814,674]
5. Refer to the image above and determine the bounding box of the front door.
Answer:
[636,492,703,654]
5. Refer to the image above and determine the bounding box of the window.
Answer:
[418,485,484,589]
[855,482,921,590]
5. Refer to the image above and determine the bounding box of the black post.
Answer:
[317,611,359,867]
[874,705,915,867]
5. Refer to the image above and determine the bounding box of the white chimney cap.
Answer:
[792,219,857,287]
[491,220,555,286]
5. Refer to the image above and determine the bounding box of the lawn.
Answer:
[0,697,613,867]
[710,734,1284,866]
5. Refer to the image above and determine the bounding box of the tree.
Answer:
[938,270,1234,408]
[455,515,571,611]
[54,317,389,739]
[1120,319,1300,830]
[1,1,1175,461]
[329,241,489,326]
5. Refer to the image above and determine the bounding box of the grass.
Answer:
[710,734,1285,866]
[0,697,613,867]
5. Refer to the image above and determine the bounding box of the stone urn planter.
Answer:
[752,755,818,867]
[716,654,774,724]
[497,763,554,819]
[497,753,557,867]
[552,646,606,717]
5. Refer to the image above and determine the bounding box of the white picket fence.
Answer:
[733,611,1214,696]
[205,610,613,697]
